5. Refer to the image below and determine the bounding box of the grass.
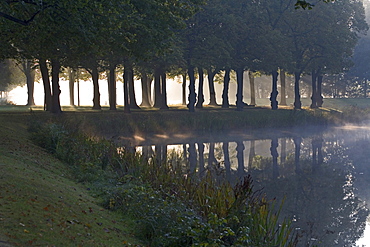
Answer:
[0,114,142,246]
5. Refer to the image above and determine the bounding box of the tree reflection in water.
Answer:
[129,128,369,246]
[252,136,368,247]
[236,141,245,179]
[271,137,279,179]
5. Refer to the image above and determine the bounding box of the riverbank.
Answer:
[0,102,368,246]
[0,104,342,134]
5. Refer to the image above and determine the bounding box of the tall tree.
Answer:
[222,69,231,108]
[18,59,36,106]
[196,68,204,108]
[68,68,76,106]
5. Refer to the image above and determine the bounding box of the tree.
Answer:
[196,68,205,108]
[181,0,233,110]
[20,59,36,106]
[0,0,104,113]
[222,69,231,108]
[304,0,367,108]
[1,0,204,112]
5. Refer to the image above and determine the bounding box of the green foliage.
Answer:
[107,183,198,246]
[28,120,122,183]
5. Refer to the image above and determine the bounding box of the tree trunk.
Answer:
[248,71,256,106]
[310,70,318,109]
[140,72,151,107]
[91,66,101,110]
[123,65,131,113]
[317,74,323,107]
[128,66,140,109]
[39,58,52,111]
[207,69,217,105]
[68,68,75,106]
[280,69,287,105]
[147,75,153,106]
[50,59,62,114]
[196,67,204,108]
[76,71,80,107]
[108,65,117,110]
[270,70,279,110]
[294,71,302,109]
[23,60,35,106]
[222,69,230,108]
[236,68,244,111]
[188,67,196,112]
[160,72,169,109]
[153,69,161,108]
[182,73,187,105]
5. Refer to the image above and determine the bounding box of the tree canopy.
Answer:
[0,0,367,110]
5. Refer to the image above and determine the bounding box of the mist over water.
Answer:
[116,126,370,247]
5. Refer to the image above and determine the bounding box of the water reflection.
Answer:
[118,127,370,246]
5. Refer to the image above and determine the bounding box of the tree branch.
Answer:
[0,7,41,25]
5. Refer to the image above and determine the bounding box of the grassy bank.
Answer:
[0,101,368,246]
[0,114,141,246]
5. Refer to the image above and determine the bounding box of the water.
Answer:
[115,125,370,247]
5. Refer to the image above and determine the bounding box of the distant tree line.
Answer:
[0,0,367,113]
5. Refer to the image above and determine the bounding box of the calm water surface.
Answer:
[115,125,370,247]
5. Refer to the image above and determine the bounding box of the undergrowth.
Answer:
[29,120,298,246]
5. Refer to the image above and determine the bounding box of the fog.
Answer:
[7,72,312,107]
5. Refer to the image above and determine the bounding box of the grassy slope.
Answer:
[0,114,140,246]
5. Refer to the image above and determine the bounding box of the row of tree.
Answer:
[0,0,367,113]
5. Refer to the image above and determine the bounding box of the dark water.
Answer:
[116,125,370,247]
